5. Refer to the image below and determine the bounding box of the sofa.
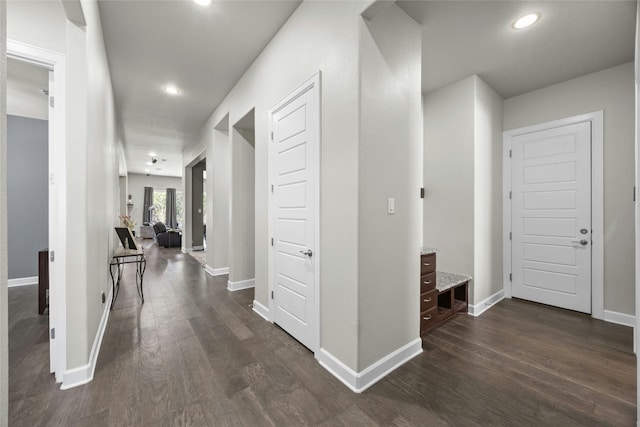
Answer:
[152,222,182,248]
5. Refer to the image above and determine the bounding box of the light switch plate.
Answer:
[387,198,395,214]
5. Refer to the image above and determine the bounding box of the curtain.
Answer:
[143,187,153,224]
[166,188,177,228]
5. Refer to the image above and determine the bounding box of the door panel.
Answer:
[270,78,319,351]
[511,121,591,313]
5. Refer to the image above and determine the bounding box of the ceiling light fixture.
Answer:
[163,85,181,95]
[193,0,211,6]
[149,152,156,157]
[513,12,540,29]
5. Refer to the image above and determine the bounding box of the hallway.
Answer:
[8,241,636,426]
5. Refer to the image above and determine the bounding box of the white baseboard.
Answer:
[468,289,505,317]
[8,276,38,287]
[60,288,112,390]
[227,278,255,292]
[205,266,229,277]
[193,245,204,251]
[603,310,635,328]
[317,338,423,393]
[182,247,193,253]
[252,299,270,321]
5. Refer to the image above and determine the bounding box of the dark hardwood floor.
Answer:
[8,240,637,426]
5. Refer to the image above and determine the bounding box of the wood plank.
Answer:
[7,241,635,426]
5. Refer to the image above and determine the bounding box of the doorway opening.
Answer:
[6,39,67,384]
[191,159,206,251]
[228,108,256,292]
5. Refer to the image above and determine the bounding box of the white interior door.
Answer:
[511,121,592,313]
[270,75,319,351]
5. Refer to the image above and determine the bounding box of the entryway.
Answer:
[7,40,67,382]
[504,112,604,316]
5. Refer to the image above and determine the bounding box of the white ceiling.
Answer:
[101,1,635,178]
[98,0,302,177]
[397,0,636,98]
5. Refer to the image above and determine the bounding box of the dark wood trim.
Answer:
[38,249,48,315]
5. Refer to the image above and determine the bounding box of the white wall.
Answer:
[82,0,120,367]
[7,1,67,53]
[8,0,122,374]
[183,0,364,369]
[473,77,504,304]
[127,173,182,228]
[229,125,255,282]
[64,17,90,368]
[423,77,476,276]
[504,62,635,316]
[118,175,128,218]
[211,121,230,271]
[357,4,422,370]
[1,0,9,422]
[423,75,504,306]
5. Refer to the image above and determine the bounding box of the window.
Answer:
[176,191,184,227]
[152,191,166,223]
[151,188,183,228]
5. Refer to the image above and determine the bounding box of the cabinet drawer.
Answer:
[420,289,437,312]
[421,253,436,274]
[420,272,436,293]
[420,307,437,333]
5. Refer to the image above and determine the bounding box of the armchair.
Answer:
[153,222,182,248]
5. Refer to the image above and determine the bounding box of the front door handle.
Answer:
[299,249,313,257]
[571,239,589,246]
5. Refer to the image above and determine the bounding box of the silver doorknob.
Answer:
[299,249,313,257]
[571,239,589,246]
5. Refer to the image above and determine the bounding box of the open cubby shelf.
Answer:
[420,252,469,336]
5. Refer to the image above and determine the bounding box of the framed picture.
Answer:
[114,227,138,251]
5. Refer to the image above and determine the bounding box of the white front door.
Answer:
[511,121,592,313]
[269,74,320,351]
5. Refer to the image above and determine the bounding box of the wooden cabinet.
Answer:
[420,251,470,336]
[38,249,49,315]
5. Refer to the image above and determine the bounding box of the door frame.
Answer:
[7,39,67,381]
[267,72,321,353]
[183,149,206,254]
[503,111,604,319]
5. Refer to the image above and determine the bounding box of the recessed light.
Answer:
[149,152,156,157]
[163,85,181,95]
[146,162,153,166]
[193,0,211,5]
[513,13,540,29]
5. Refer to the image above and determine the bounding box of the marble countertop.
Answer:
[436,271,472,292]
[420,247,437,255]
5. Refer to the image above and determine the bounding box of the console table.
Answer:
[109,247,146,310]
